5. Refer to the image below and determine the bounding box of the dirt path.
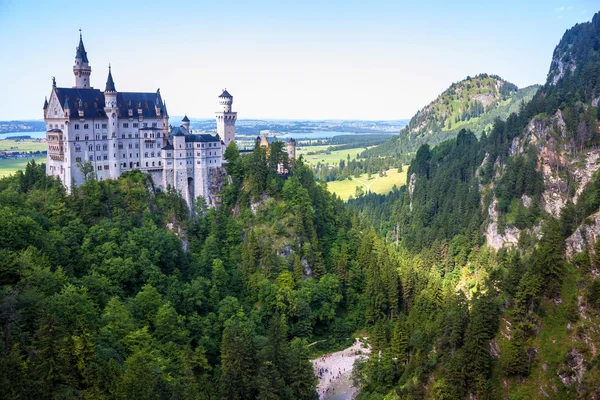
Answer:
[311,339,371,400]
[351,175,378,194]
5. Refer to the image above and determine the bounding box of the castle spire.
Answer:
[105,64,116,92]
[75,29,89,63]
[43,97,48,110]
[73,29,92,88]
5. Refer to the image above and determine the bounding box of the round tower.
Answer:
[104,65,119,178]
[215,89,237,147]
[181,115,190,133]
[73,30,92,88]
[287,138,296,160]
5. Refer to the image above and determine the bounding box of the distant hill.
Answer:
[364,74,539,161]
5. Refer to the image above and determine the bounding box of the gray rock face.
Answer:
[558,349,585,387]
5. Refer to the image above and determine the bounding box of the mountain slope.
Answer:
[349,11,600,399]
[364,74,539,161]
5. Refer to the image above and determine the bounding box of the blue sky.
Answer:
[0,0,597,121]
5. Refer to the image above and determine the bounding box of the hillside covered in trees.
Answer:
[348,11,600,398]
[364,74,539,163]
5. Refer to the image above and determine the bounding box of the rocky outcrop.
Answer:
[549,57,577,86]
[485,197,520,250]
[566,211,600,259]
[408,173,416,212]
[558,349,585,387]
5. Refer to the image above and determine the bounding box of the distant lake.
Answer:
[0,131,46,140]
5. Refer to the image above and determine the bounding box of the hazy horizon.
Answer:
[0,0,597,121]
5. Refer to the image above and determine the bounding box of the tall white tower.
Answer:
[104,65,120,179]
[215,89,237,147]
[73,30,92,88]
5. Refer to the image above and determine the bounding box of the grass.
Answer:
[327,167,408,201]
[297,146,366,167]
[0,139,47,153]
[0,157,45,178]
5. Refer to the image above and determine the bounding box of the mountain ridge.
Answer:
[364,74,540,162]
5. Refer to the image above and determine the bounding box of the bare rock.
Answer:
[489,339,501,359]
[558,349,585,387]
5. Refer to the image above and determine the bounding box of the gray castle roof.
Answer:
[105,66,116,92]
[182,115,190,122]
[219,90,232,98]
[168,126,220,143]
[53,87,164,119]
[75,33,89,63]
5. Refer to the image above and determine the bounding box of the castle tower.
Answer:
[287,138,296,160]
[215,89,237,147]
[73,30,92,88]
[181,115,190,133]
[161,100,169,140]
[104,65,120,179]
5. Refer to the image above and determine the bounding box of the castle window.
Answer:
[145,152,148,157]
[119,143,123,149]
[197,152,200,156]
[136,162,139,167]
[133,123,138,128]
[123,154,126,158]
[202,144,205,148]
[76,157,81,162]
[159,161,161,166]
[89,156,93,161]
[103,155,108,160]
[129,143,133,149]
[143,123,147,128]
[88,144,93,151]
[96,145,100,151]
[122,134,125,139]
[157,151,160,156]
[135,144,139,148]
[146,162,148,167]
[84,124,89,129]
[85,135,89,140]
[74,124,80,129]
[123,123,129,128]
[152,123,157,128]
[96,135,100,140]
[167,153,171,157]
[135,133,138,138]
[95,123,99,129]
[128,134,132,139]
[98,166,102,171]
[144,133,147,138]
[97,156,101,160]
[75,135,80,141]
[103,144,108,150]
[152,162,155,166]
[151,152,154,157]
[75,146,81,152]
[102,123,107,129]
[104,165,109,170]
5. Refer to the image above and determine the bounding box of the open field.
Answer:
[0,157,45,178]
[0,139,46,152]
[327,167,407,200]
[297,146,366,166]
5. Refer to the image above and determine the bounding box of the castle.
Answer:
[43,32,237,208]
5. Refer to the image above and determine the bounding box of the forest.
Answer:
[1,9,600,400]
